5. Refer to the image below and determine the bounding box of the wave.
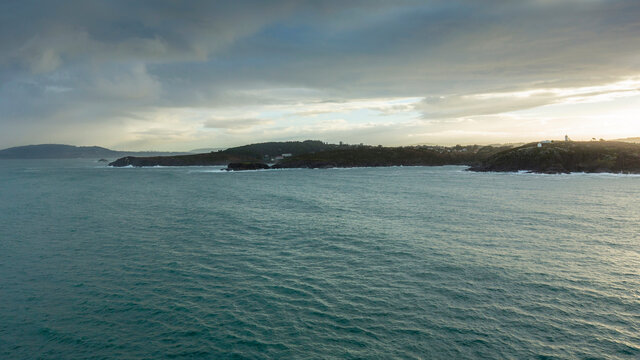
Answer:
[503,170,640,177]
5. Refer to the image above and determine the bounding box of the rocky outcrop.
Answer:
[108,153,256,167]
[271,160,338,169]
[469,141,640,174]
[225,162,270,171]
[107,140,336,167]
[107,142,513,169]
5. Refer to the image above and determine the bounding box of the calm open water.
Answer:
[0,159,638,359]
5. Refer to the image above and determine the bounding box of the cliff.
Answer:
[469,141,640,174]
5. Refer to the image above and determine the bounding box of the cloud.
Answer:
[1,1,299,69]
[1,0,640,149]
[286,97,421,117]
[94,64,161,100]
[203,117,272,130]
[417,78,640,119]
[419,94,553,119]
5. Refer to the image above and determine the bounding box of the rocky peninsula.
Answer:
[109,140,512,169]
[469,141,640,174]
[225,162,270,171]
[270,145,508,169]
[107,139,640,174]
[108,152,256,167]
[109,140,336,167]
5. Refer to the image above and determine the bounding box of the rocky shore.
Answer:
[468,141,640,174]
[108,153,255,167]
[225,162,270,171]
[106,139,640,174]
[109,141,513,169]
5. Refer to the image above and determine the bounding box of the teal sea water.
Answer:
[1,160,639,359]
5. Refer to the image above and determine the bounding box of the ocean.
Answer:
[0,159,638,359]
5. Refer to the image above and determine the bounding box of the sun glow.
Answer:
[470,78,640,105]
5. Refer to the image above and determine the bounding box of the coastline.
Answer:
[104,162,640,176]
[104,140,640,175]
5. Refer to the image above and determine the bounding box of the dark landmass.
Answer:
[469,141,640,174]
[0,144,119,159]
[225,162,270,171]
[272,145,509,169]
[109,140,339,167]
[223,140,337,158]
[108,152,255,167]
[107,139,640,173]
[111,140,513,168]
[0,144,186,159]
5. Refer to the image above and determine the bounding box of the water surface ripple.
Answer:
[0,160,639,359]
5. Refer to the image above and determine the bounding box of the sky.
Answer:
[1,0,640,151]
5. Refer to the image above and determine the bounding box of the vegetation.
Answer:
[105,140,640,173]
[108,152,256,167]
[109,140,334,166]
[272,145,512,169]
[226,162,270,171]
[470,141,640,173]
[223,140,337,158]
[109,141,513,168]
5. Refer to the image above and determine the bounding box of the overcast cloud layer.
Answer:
[2,0,640,150]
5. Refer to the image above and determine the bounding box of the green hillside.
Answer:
[470,141,640,173]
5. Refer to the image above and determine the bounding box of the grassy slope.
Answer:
[273,145,511,168]
[108,141,514,168]
[109,140,334,166]
[108,152,257,167]
[470,141,640,173]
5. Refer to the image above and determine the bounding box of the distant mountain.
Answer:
[189,147,227,153]
[0,144,186,159]
[0,144,119,159]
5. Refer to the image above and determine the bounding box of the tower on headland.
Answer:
[565,135,570,142]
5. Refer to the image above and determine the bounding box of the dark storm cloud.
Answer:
[1,0,639,148]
